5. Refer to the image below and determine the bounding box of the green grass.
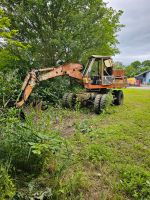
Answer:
[9,89,150,199]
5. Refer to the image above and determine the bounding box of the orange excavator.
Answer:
[16,55,127,114]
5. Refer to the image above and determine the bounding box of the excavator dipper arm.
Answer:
[16,63,83,108]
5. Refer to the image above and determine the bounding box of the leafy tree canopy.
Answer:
[0,8,30,71]
[142,60,150,67]
[116,59,150,77]
[130,61,141,69]
[114,61,125,69]
[0,8,24,47]
[1,0,123,67]
[125,65,137,77]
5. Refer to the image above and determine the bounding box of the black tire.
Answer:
[113,90,124,105]
[94,94,108,114]
[67,93,76,108]
[62,93,76,108]
[100,94,108,110]
[94,94,102,114]
[62,93,69,108]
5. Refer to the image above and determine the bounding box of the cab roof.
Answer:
[89,55,112,60]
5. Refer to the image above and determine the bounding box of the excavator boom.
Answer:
[16,63,83,107]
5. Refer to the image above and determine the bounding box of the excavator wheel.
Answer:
[100,94,108,110]
[62,93,69,108]
[67,93,76,109]
[113,90,124,105]
[94,94,108,114]
[94,94,102,114]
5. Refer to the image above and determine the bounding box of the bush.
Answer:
[0,164,16,200]
[0,71,21,108]
[30,76,83,105]
[0,108,63,173]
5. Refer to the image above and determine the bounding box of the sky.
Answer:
[105,0,150,65]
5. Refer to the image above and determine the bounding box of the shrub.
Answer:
[0,164,16,200]
[0,108,63,173]
[30,76,83,105]
[75,120,92,134]
[0,71,20,108]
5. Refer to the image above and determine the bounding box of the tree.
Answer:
[114,61,125,69]
[0,8,19,46]
[1,0,123,67]
[130,61,141,70]
[125,61,141,77]
[0,8,31,107]
[0,8,29,71]
[125,59,150,77]
[0,8,18,70]
[142,60,150,67]
[141,60,150,73]
[125,65,137,77]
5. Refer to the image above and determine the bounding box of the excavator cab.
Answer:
[83,55,114,86]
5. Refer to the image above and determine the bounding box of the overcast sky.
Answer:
[105,0,150,65]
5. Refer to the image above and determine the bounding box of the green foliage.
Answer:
[1,0,123,66]
[0,8,18,45]
[130,61,141,69]
[0,164,16,200]
[0,8,30,71]
[0,89,150,199]
[142,60,150,67]
[58,171,89,199]
[0,109,90,199]
[86,143,112,164]
[114,61,125,69]
[30,77,83,105]
[124,59,150,77]
[125,65,137,77]
[0,108,63,173]
[118,165,150,199]
[0,71,20,108]
[75,120,92,134]
[125,60,141,77]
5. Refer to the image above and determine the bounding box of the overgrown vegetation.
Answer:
[1,89,150,199]
[0,165,16,199]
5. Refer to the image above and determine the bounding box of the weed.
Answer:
[117,164,150,199]
[57,171,89,199]
[86,143,113,165]
[75,120,92,134]
[0,164,16,200]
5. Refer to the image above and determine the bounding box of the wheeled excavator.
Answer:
[16,55,127,114]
